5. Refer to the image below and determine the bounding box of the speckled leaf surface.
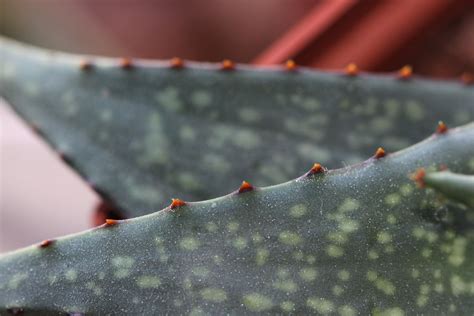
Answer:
[1,37,473,217]
[0,123,473,315]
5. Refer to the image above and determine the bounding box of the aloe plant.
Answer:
[1,37,473,218]
[1,37,474,315]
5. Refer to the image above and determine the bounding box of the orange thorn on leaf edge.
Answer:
[308,163,326,175]
[105,219,119,226]
[170,198,186,210]
[285,59,297,71]
[398,65,412,80]
[39,239,54,248]
[436,121,448,134]
[120,58,133,69]
[374,147,386,159]
[238,181,253,193]
[345,63,358,76]
[221,59,235,70]
[170,57,184,69]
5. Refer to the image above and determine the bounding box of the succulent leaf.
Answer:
[1,36,473,217]
[0,123,473,314]
[417,170,474,209]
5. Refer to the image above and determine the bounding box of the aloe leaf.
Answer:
[1,37,473,217]
[0,123,473,315]
[416,170,474,209]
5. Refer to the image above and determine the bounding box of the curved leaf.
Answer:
[1,37,473,217]
[0,123,473,314]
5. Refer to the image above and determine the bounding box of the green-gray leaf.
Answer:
[1,36,473,218]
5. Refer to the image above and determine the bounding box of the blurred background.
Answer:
[1,0,474,252]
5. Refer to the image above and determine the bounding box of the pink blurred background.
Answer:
[1,101,95,252]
